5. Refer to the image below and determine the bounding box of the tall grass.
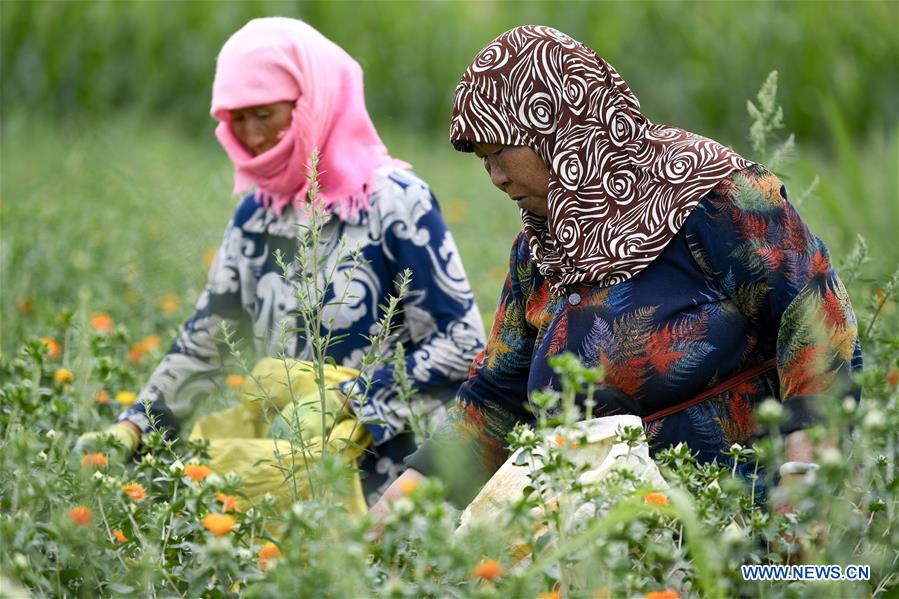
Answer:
[2,1,896,145]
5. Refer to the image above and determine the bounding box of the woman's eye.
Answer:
[256,112,271,120]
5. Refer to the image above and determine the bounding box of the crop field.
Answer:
[1,2,897,597]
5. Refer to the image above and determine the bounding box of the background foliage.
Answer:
[2,0,897,143]
[1,2,898,597]
[2,0,897,348]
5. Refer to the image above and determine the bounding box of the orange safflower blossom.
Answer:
[143,335,161,349]
[203,513,236,536]
[123,482,146,502]
[68,505,91,526]
[185,464,213,482]
[89,313,114,333]
[115,391,138,407]
[225,374,245,389]
[54,368,74,385]
[112,529,128,544]
[127,347,144,365]
[258,542,282,570]
[95,389,110,404]
[553,435,579,449]
[40,337,62,359]
[538,592,562,599]
[203,248,218,271]
[552,435,580,449]
[645,590,681,599]
[398,479,418,496]
[128,334,162,364]
[473,559,503,581]
[887,367,899,389]
[81,453,108,471]
[644,492,670,507]
[217,493,239,512]
[159,294,180,314]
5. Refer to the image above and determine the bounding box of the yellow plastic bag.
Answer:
[189,358,371,514]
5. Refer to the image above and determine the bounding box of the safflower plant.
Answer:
[0,79,897,598]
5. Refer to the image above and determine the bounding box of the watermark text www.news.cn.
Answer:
[741,564,870,581]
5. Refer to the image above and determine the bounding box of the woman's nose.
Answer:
[487,158,510,189]
[244,121,269,154]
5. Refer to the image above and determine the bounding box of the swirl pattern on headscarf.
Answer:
[450,25,750,291]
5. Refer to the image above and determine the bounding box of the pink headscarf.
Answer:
[211,17,405,219]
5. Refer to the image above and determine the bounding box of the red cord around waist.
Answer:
[642,358,777,425]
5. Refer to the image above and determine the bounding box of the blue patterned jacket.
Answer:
[119,166,486,446]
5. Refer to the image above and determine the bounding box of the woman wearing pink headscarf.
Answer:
[77,18,485,504]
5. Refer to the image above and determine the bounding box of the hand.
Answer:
[772,472,806,516]
[337,388,354,415]
[367,468,426,540]
[74,422,140,462]
[267,389,351,440]
[772,430,828,560]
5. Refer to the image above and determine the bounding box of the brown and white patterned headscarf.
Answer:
[451,25,750,292]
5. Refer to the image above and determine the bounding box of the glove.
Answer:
[74,423,140,461]
[267,389,349,441]
[240,358,359,417]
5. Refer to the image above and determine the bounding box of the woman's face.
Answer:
[229,101,294,156]
[472,142,550,217]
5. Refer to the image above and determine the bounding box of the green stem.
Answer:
[96,496,129,570]
[862,292,889,342]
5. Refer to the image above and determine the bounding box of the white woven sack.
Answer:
[457,415,668,535]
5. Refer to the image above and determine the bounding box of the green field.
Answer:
[4,0,896,345]
[1,111,896,354]
[1,2,898,596]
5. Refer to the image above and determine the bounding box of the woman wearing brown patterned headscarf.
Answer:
[372,25,861,518]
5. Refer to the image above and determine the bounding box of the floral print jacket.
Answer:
[406,164,862,502]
